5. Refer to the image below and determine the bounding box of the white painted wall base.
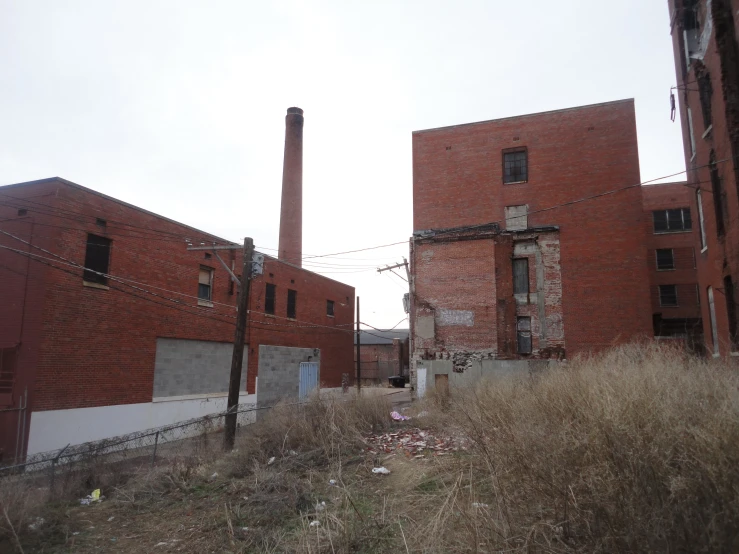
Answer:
[26,392,256,456]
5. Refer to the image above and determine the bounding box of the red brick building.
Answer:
[410,100,653,390]
[642,182,703,350]
[666,0,739,356]
[354,330,409,385]
[0,177,354,462]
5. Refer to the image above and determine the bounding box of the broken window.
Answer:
[516,317,532,354]
[83,234,111,285]
[724,276,738,351]
[512,258,530,294]
[505,205,528,230]
[709,151,726,236]
[503,150,528,183]
[198,267,213,302]
[659,285,678,307]
[682,0,701,68]
[697,70,713,129]
[265,283,276,315]
[287,289,297,319]
[653,208,691,233]
[707,286,719,355]
[656,249,675,270]
[327,299,335,317]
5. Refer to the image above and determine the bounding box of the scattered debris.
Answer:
[72,532,80,536]
[309,520,321,527]
[267,456,276,465]
[372,467,391,475]
[417,411,429,418]
[289,450,298,456]
[472,502,489,508]
[108,516,115,522]
[391,411,411,421]
[28,517,45,531]
[80,489,103,505]
[241,527,249,532]
[365,428,467,457]
[209,472,218,481]
[315,501,326,511]
[328,479,337,486]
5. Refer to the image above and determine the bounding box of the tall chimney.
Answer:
[278,107,304,267]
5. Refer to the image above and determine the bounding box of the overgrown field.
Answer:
[2,344,739,553]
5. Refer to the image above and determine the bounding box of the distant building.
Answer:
[409,100,654,392]
[665,0,739,356]
[643,182,703,351]
[354,329,409,385]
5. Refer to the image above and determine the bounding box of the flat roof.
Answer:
[413,98,634,135]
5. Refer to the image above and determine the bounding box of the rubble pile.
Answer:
[364,428,467,458]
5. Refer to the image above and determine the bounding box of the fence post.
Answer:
[150,431,160,468]
[49,444,70,499]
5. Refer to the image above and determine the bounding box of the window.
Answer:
[659,285,678,307]
[95,218,107,228]
[287,289,297,319]
[697,70,713,130]
[516,317,532,354]
[0,347,16,395]
[505,205,528,230]
[83,234,111,285]
[687,108,696,159]
[17,209,27,216]
[327,299,335,317]
[503,150,528,183]
[709,151,726,236]
[512,258,529,294]
[696,189,707,250]
[265,283,276,315]
[682,0,700,69]
[198,267,213,302]
[653,208,691,233]
[724,276,738,351]
[656,249,675,270]
[707,286,719,355]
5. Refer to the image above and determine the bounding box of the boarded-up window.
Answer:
[513,258,529,294]
[517,317,532,354]
[505,205,528,230]
[83,234,111,285]
[659,285,678,307]
[198,267,213,301]
[265,283,276,315]
[287,289,297,319]
[656,249,675,270]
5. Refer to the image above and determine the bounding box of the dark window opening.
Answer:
[204,252,212,259]
[653,208,691,233]
[17,209,27,216]
[198,267,213,301]
[659,285,678,307]
[95,218,107,228]
[709,151,726,236]
[83,234,111,285]
[682,0,701,63]
[516,317,532,354]
[327,299,335,317]
[0,347,16,395]
[697,70,713,129]
[724,276,738,350]
[287,289,297,319]
[265,283,276,315]
[656,249,675,270]
[512,258,529,294]
[503,150,528,183]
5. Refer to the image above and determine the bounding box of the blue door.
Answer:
[299,362,319,400]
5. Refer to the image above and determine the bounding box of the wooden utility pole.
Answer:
[356,296,361,393]
[224,237,254,450]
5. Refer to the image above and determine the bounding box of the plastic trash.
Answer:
[390,411,411,421]
[471,502,489,508]
[372,467,391,475]
[28,517,45,531]
[267,456,276,465]
[209,472,218,480]
[328,479,337,486]
[107,516,115,522]
[315,501,326,511]
[80,489,103,505]
[309,520,321,527]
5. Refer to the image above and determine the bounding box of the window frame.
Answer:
[512,258,530,295]
[658,284,679,307]
[652,208,692,234]
[327,299,335,317]
[287,289,297,319]
[655,249,675,271]
[83,233,112,286]
[198,266,214,304]
[265,283,276,315]
[516,316,532,355]
[502,148,528,184]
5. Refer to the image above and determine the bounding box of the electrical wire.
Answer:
[360,317,409,332]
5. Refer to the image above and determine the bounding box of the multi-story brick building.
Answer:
[666,0,739,356]
[0,109,356,462]
[409,100,654,391]
[643,182,703,350]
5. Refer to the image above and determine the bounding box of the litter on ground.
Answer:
[372,467,391,475]
[391,411,411,421]
[365,428,467,457]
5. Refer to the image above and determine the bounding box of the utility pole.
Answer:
[356,296,361,393]
[377,258,412,381]
[186,237,255,451]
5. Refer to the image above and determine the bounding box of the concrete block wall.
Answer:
[153,338,247,398]
[256,345,320,413]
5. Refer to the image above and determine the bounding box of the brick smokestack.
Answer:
[278,107,304,267]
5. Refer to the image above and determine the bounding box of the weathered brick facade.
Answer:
[666,0,739,356]
[0,178,354,461]
[411,100,653,371]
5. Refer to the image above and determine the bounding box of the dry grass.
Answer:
[2,345,738,553]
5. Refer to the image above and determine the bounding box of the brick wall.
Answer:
[412,100,653,357]
[0,178,354,459]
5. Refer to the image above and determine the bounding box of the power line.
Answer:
[360,317,409,332]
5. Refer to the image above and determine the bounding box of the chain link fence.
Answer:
[0,403,259,500]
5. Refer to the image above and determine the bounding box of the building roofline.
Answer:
[1,177,356,291]
[641,181,689,187]
[262,253,356,290]
[412,99,635,135]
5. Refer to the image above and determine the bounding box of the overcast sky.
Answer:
[0,0,684,329]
